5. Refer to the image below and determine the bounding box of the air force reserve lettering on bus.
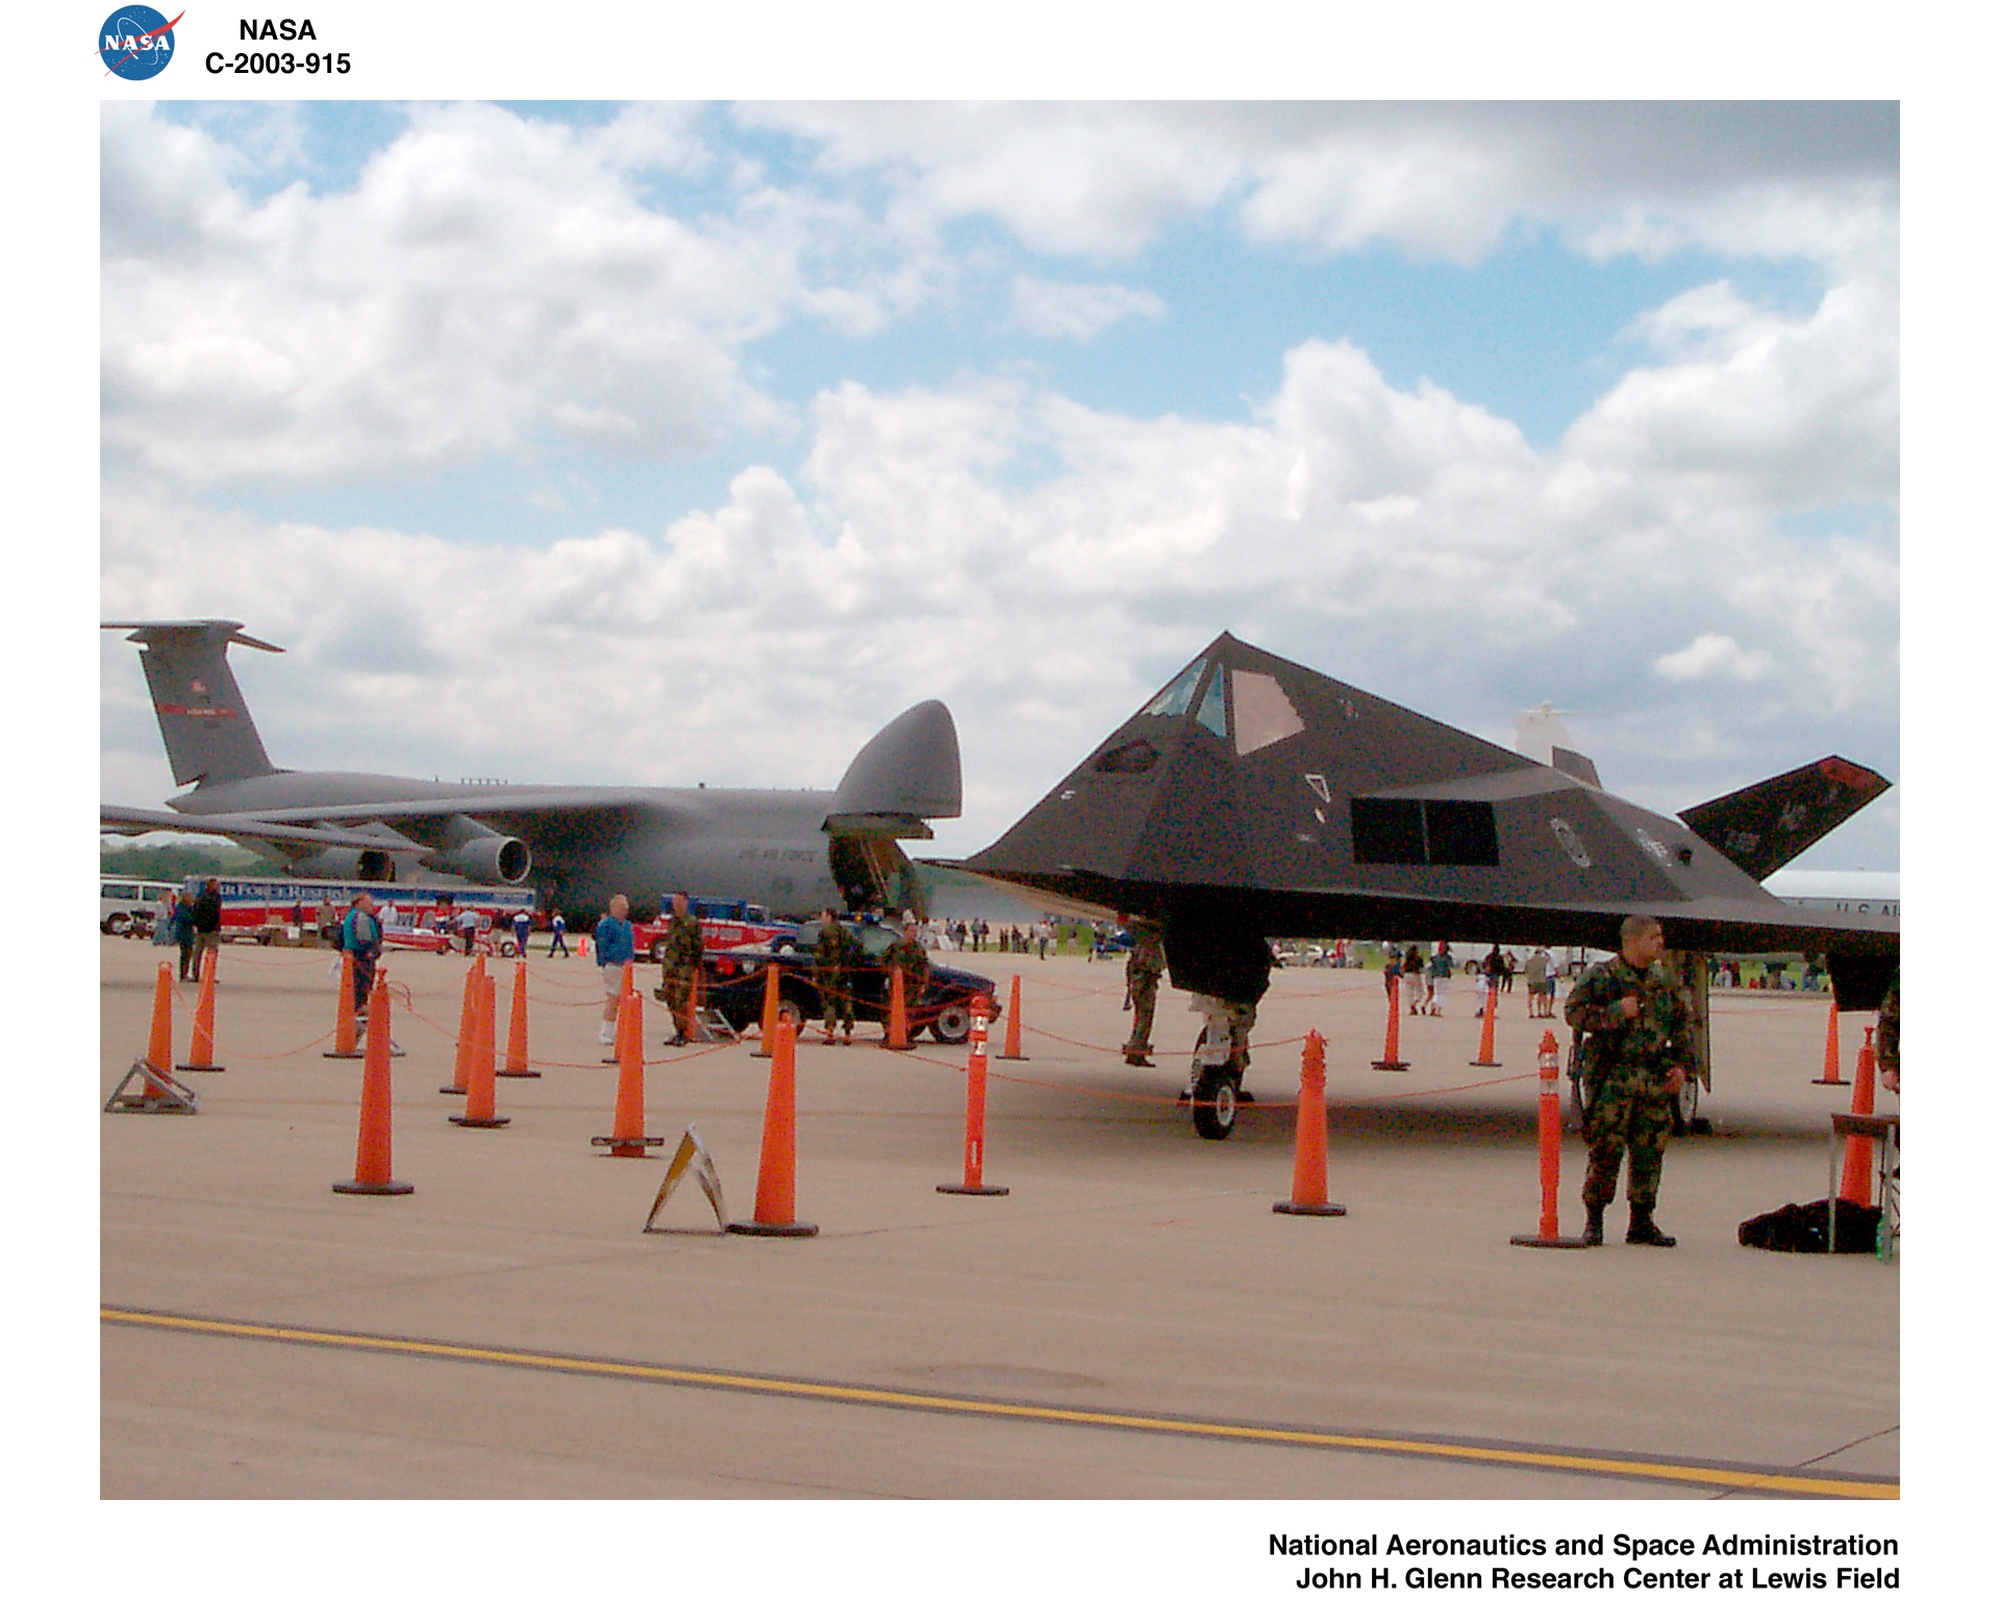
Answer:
[207,19,350,75]
[98,7,181,80]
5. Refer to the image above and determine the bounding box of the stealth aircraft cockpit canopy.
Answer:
[963,634,1894,1007]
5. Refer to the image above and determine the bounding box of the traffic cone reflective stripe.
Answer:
[939,1011,1008,1196]
[1274,1032,1344,1216]
[1510,1030,1589,1247]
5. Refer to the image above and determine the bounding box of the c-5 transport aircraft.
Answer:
[101,620,961,921]
[961,633,1896,1132]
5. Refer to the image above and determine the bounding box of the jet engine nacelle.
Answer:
[293,847,398,882]
[428,816,532,886]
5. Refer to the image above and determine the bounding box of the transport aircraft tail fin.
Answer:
[103,620,283,788]
[826,700,962,838]
[1678,756,1891,882]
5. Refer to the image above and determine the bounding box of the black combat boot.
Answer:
[1626,1204,1676,1247]
[1582,1205,1604,1247]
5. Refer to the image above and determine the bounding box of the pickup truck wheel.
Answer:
[105,913,131,936]
[930,1002,973,1045]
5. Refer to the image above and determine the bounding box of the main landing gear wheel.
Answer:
[1191,1067,1239,1140]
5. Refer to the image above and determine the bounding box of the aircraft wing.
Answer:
[99,804,429,855]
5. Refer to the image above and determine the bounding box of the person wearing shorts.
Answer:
[593,894,636,1047]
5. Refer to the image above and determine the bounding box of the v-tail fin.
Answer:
[1678,756,1890,882]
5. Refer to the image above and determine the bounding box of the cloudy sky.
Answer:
[99,100,1899,868]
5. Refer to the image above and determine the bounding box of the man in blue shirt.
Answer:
[593,893,636,1047]
[339,892,391,1050]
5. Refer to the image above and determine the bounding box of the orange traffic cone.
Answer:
[1838,1026,1881,1205]
[939,1008,1009,1196]
[105,962,198,1113]
[333,977,413,1195]
[452,973,510,1128]
[729,1018,818,1236]
[753,963,780,1058]
[498,959,539,1078]
[179,946,223,1072]
[998,973,1027,1060]
[1372,974,1409,1071]
[443,959,478,1096]
[1274,1032,1346,1216]
[324,952,362,1058]
[1813,1000,1848,1085]
[592,991,662,1156]
[1511,1030,1591,1247]
[1470,983,1501,1067]
[882,968,913,1051]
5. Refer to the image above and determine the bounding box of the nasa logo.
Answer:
[98,5,180,80]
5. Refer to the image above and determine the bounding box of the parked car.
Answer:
[699,920,1000,1045]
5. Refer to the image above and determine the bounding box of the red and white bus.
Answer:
[184,876,537,953]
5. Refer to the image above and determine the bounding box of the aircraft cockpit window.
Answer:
[1231,671,1305,755]
[1141,660,1208,719]
[1194,669,1228,739]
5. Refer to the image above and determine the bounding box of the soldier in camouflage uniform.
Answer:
[1876,971,1899,1094]
[883,918,929,1037]
[1123,919,1166,1066]
[652,891,704,1046]
[814,909,857,1045]
[1564,914,1696,1247]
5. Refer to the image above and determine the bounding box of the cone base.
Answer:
[1371,1060,1410,1072]
[439,1085,468,1096]
[322,1049,365,1059]
[878,1041,915,1052]
[1274,1201,1347,1216]
[449,1115,511,1128]
[937,1184,1010,1196]
[496,1069,542,1079]
[1470,1059,1503,1069]
[1509,1234,1594,1248]
[996,1053,1028,1061]
[727,1220,819,1237]
[333,1180,414,1196]
[1812,1077,1850,1085]
[591,1135,665,1156]
[175,1062,225,1073]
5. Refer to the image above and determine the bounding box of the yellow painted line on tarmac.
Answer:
[102,1306,1895,1499]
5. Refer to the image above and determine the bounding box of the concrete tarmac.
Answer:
[100,939,1897,1500]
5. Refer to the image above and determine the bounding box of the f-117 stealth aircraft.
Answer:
[101,620,961,921]
[964,631,1895,1076]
